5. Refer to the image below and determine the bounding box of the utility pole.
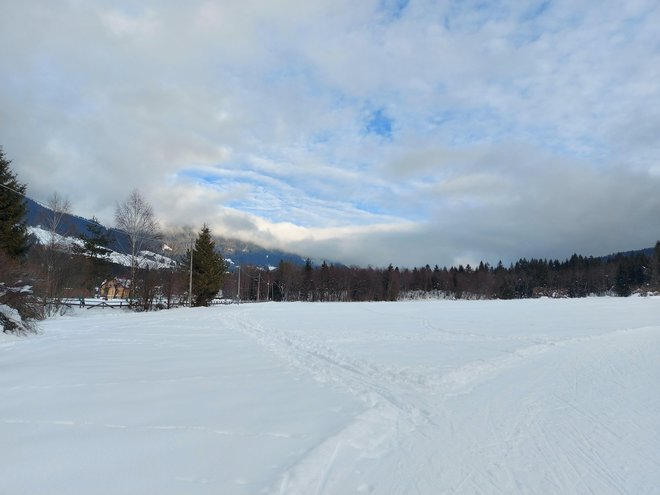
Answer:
[188,238,193,307]
[257,272,261,302]
[237,265,241,303]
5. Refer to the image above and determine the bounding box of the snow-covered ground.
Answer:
[1,298,659,494]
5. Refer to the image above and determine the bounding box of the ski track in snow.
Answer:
[228,303,660,495]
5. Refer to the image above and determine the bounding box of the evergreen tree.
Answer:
[612,253,649,297]
[72,217,113,294]
[652,241,660,288]
[302,258,314,301]
[383,264,400,301]
[0,147,29,258]
[73,217,112,259]
[614,261,631,297]
[187,225,227,306]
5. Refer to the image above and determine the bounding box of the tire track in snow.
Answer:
[230,314,433,494]
[230,311,659,494]
[421,324,660,397]
[229,313,560,494]
[443,324,660,494]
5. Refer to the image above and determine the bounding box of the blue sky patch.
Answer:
[379,0,409,21]
[365,108,393,139]
[179,169,220,185]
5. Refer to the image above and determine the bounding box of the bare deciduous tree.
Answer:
[45,192,71,248]
[39,192,73,314]
[115,189,159,303]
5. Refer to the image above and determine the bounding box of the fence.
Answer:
[58,297,243,310]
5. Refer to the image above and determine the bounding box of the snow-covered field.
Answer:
[1,298,659,494]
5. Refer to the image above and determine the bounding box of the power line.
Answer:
[0,180,28,199]
[1,180,168,246]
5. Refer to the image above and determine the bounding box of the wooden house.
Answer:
[100,278,131,299]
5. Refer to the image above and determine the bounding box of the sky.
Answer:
[2,0,660,268]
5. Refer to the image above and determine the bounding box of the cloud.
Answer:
[2,0,660,267]
[99,8,159,38]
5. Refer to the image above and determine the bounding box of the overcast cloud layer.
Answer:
[3,0,660,267]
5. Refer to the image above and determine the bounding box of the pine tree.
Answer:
[0,147,38,333]
[653,241,660,289]
[72,217,113,293]
[383,264,400,301]
[187,225,227,306]
[614,261,631,297]
[0,147,29,258]
[74,217,112,259]
[302,258,313,301]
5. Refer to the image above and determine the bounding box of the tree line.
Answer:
[227,248,660,304]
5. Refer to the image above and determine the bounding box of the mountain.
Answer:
[25,198,131,253]
[600,247,655,261]
[24,197,309,268]
[216,237,307,270]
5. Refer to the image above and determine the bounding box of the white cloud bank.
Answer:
[2,0,660,267]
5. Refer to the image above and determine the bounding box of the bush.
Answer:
[0,302,37,334]
[0,253,40,335]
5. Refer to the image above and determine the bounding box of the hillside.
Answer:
[27,225,175,270]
